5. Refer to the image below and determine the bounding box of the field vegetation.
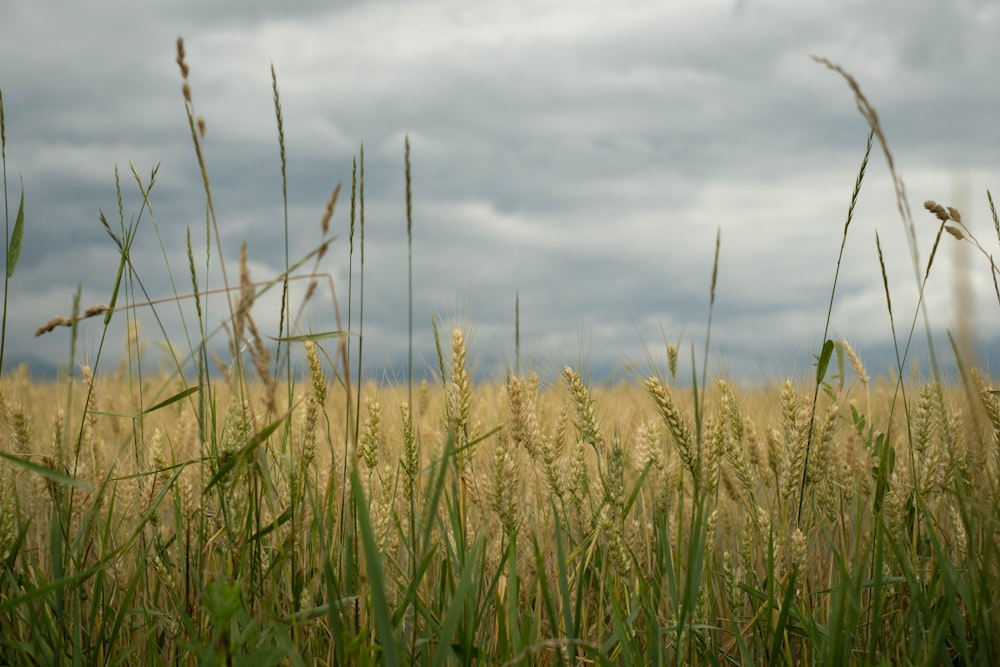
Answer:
[0,42,998,665]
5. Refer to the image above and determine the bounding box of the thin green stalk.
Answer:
[336,155,358,610]
[401,135,422,659]
[352,142,366,635]
[814,59,948,523]
[271,64,292,389]
[797,127,872,525]
[128,162,197,373]
[269,62,299,617]
[347,154,357,382]
[694,227,721,458]
[344,153,357,460]
[0,92,26,379]
[176,36,238,450]
[405,136,413,411]
[354,143,366,446]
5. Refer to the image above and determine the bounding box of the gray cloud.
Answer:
[2,0,999,384]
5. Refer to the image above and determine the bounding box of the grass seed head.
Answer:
[842,339,869,387]
[598,503,631,578]
[150,427,167,471]
[320,183,341,237]
[176,37,188,79]
[371,465,397,553]
[233,242,254,351]
[34,316,73,336]
[604,434,627,512]
[949,504,968,560]
[924,199,951,222]
[490,435,522,540]
[304,340,326,406]
[400,402,418,486]
[945,225,965,240]
[3,399,31,455]
[506,374,544,461]
[569,438,590,512]
[722,550,743,613]
[632,419,664,472]
[564,366,603,451]
[790,527,807,576]
[644,376,697,486]
[667,344,679,380]
[359,399,382,470]
[448,329,472,461]
[179,472,199,523]
[298,395,319,482]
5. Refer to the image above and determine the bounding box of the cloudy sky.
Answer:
[1,0,998,385]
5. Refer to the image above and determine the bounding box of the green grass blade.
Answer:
[350,465,402,665]
[431,538,483,667]
[815,339,834,385]
[0,451,92,490]
[270,330,353,343]
[0,556,110,615]
[247,504,293,543]
[6,185,23,278]
[554,522,577,664]
[767,569,798,667]
[139,385,199,414]
[531,534,564,662]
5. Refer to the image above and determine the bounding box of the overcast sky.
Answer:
[1,0,999,385]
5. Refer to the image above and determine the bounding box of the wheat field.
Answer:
[0,41,998,666]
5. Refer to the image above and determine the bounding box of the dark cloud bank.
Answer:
[1,1,999,386]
